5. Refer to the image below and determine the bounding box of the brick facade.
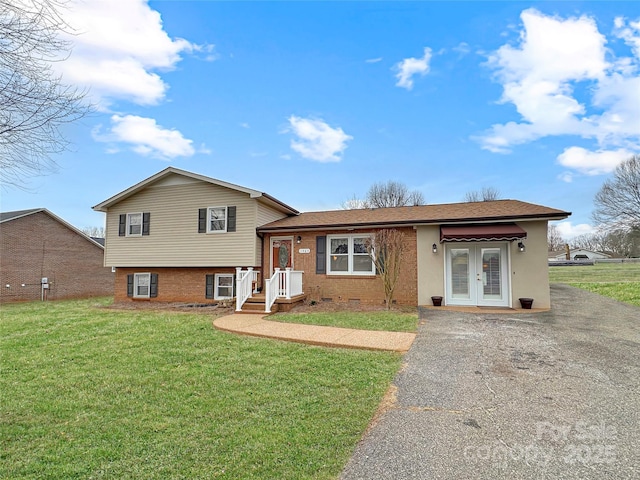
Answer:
[0,211,114,302]
[264,227,418,306]
[112,228,418,306]
[114,267,250,303]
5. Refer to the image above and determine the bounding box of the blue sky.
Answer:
[3,1,639,240]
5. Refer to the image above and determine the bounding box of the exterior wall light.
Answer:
[432,243,438,253]
[296,235,302,244]
[518,242,525,252]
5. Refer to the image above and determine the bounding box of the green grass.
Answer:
[1,298,401,479]
[273,310,418,333]
[549,262,640,307]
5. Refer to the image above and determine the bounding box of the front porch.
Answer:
[235,267,306,313]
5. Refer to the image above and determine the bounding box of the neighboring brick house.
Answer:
[94,167,571,310]
[0,209,114,302]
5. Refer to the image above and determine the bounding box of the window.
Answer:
[134,273,150,298]
[208,207,227,233]
[127,213,142,236]
[127,273,158,298]
[198,206,236,233]
[215,274,234,299]
[119,212,150,236]
[327,235,374,275]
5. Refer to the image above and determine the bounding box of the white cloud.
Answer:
[286,116,353,162]
[366,57,383,64]
[394,47,432,90]
[555,221,596,240]
[477,9,640,167]
[453,42,471,57]
[58,0,204,108]
[614,16,640,58]
[94,115,196,159]
[556,147,632,175]
[557,171,574,183]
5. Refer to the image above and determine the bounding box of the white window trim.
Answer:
[214,273,234,300]
[126,212,143,237]
[326,234,375,275]
[207,206,228,234]
[133,272,151,299]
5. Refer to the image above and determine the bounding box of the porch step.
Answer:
[237,294,277,313]
[237,293,307,314]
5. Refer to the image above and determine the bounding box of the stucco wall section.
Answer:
[510,221,551,308]
[417,221,551,308]
[416,225,445,305]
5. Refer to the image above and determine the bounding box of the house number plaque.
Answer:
[299,248,310,254]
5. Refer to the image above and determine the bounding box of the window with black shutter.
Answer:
[316,236,326,274]
[198,206,236,233]
[205,274,214,299]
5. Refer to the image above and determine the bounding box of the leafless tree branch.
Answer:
[0,0,92,189]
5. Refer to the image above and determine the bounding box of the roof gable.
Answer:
[92,167,298,215]
[0,208,104,249]
[0,208,43,223]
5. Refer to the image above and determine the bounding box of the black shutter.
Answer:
[227,206,236,232]
[198,208,207,233]
[316,236,326,274]
[127,274,133,297]
[150,273,158,298]
[119,214,126,236]
[142,212,150,236]
[205,274,214,299]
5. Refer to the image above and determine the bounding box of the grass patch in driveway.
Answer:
[272,310,418,333]
[549,262,640,306]
[565,282,640,307]
[1,298,401,479]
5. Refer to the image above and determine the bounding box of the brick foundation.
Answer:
[114,267,258,303]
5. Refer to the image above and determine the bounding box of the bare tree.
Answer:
[592,155,640,230]
[366,181,425,208]
[1,0,91,188]
[547,224,566,252]
[341,194,369,210]
[464,187,501,202]
[572,232,605,252]
[81,226,105,238]
[367,229,406,310]
[573,227,640,257]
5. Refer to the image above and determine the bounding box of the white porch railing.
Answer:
[235,267,254,312]
[264,267,304,313]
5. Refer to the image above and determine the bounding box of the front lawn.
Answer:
[1,299,401,479]
[549,262,640,307]
[273,310,418,333]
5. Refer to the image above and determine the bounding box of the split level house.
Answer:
[93,167,571,311]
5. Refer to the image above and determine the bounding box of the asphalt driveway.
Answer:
[341,284,639,479]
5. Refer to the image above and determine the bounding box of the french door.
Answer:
[445,243,510,307]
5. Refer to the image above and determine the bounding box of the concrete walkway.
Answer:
[213,313,416,352]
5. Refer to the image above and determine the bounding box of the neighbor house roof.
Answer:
[258,200,571,232]
[92,167,299,215]
[0,208,104,249]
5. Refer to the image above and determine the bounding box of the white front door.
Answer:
[445,243,510,307]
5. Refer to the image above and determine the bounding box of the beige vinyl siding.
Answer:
[255,202,290,263]
[105,180,261,267]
